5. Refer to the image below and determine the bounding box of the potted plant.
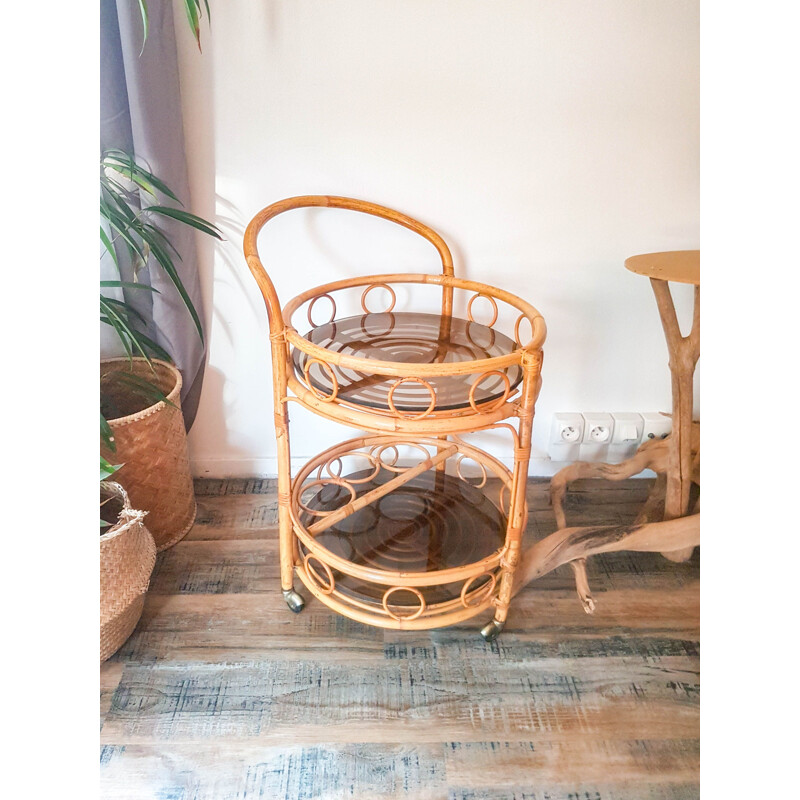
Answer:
[98,2,215,661]
[100,4,217,547]
[100,150,221,549]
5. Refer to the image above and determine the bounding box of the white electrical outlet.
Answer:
[579,413,614,461]
[550,411,675,465]
[548,413,585,461]
[641,412,672,443]
[608,413,644,462]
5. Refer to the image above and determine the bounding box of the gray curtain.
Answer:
[100,0,206,428]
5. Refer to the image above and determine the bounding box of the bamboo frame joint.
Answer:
[521,349,543,370]
[269,328,286,343]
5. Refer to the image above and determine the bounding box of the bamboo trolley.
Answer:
[244,196,546,640]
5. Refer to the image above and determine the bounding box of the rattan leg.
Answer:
[272,332,305,613]
[482,352,541,639]
[276,415,304,612]
[485,483,523,639]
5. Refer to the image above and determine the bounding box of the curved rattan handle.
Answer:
[243,195,455,335]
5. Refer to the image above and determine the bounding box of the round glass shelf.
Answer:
[292,311,522,412]
[298,467,506,606]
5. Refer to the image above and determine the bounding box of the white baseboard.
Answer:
[190,456,656,480]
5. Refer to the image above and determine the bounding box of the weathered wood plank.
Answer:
[113,593,386,664]
[194,477,278,496]
[99,742,448,800]
[187,495,279,541]
[98,740,698,800]
[112,580,698,663]
[444,738,699,787]
[100,650,697,745]
[448,783,698,800]
[148,540,281,595]
[149,536,698,598]
[100,700,698,747]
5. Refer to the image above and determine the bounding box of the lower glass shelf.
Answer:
[288,433,517,627]
[298,468,506,607]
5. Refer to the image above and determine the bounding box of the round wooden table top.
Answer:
[625,250,699,285]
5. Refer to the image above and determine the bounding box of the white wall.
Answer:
[173,0,699,478]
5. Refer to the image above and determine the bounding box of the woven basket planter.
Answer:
[100,481,157,662]
[101,357,196,551]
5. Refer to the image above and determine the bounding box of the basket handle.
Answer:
[100,481,148,529]
[243,195,455,337]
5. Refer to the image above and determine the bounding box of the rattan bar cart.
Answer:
[243,196,546,640]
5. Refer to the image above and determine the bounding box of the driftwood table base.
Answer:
[545,251,700,610]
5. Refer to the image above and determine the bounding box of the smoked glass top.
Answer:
[292,312,522,412]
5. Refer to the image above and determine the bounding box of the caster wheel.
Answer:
[283,589,305,613]
[480,619,505,642]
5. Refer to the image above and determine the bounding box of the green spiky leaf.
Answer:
[102,150,181,203]
[146,206,223,239]
[137,0,149,54]
[183,0,201,49]
[100,226,119,270]
[101,456,122,481]
[100,280,160,293]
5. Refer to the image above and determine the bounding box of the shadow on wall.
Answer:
[189,364,254,476]
[214,195,253,310]
[189,195,270,473]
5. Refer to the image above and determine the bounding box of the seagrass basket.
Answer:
[101,357,196,550]
[100,481,156,662]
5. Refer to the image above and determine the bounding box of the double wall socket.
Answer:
[548,412,672,463]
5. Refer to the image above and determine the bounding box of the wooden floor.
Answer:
[100,477,700,800]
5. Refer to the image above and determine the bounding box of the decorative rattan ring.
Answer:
[382,586,427,621]
[361,283,397,314]
[325,452,381,484]
[467,292,498,327]
[297,478,356,517]
[307,293,337,328]
[460,572,498,608]
[319,456,342,480]
[468,370,511,414]
[387,378,436,420]
[303,358,339,403]
[514,313,534,348]
[371,441,433,472]
[369,443,399,470]
[455,454,488,488]
[304,553,335,595]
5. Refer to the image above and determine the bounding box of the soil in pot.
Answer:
[101,364,173,420]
